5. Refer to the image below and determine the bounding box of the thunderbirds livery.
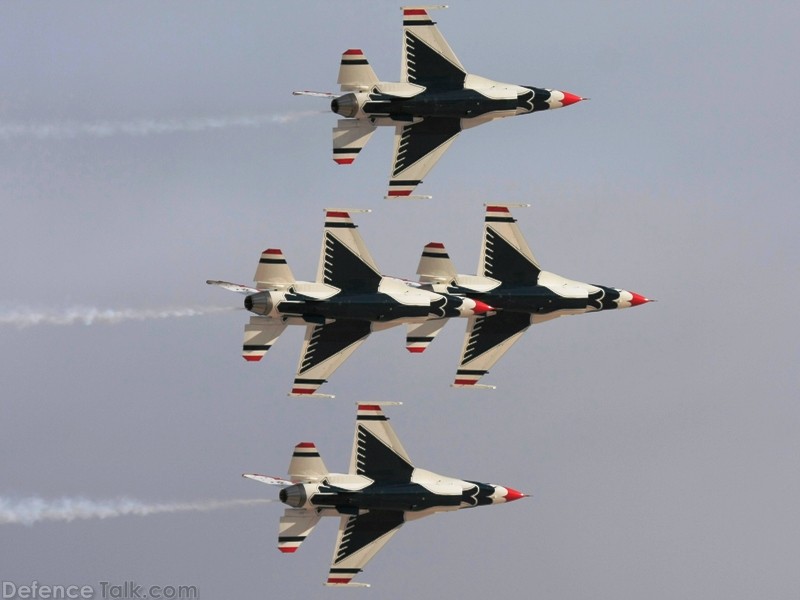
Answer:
[416,204,652,388]
[207,209,491,397]
[244,403,526,587]
[295,6,584,198]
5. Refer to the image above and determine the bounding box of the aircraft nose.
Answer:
[502,486,528,502]
[618,290,652,308]
[471,299,494,315]
[492,485,529,503]
[549,90,585,108]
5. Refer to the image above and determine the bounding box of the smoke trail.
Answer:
[0,111,324,140]
[0,496,273,526]
[0,305,236,328]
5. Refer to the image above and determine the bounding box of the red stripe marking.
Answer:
[343,48,363,55]
[242,355,262,362]
[403,9,427,16]
[333,158,354,165]
[454,379,477,385]
[325,211,350,219]
[387,189,412,196]
[425,242,445,249]
[278,547,297,553]
[296,442,316,448]
[327,578,352,584]
[263,248,282,255]
[486,205,510,213]
[358,404,382,411]
[407,347,425,353]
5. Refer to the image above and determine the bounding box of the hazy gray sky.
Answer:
[1,1,798,598]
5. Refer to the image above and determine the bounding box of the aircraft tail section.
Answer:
[288,442,329,482]
[333,119,376,165]
[338,49,378,91]
[416,241,457,284]
[242,316,287,362]
[253,248,296,290]
[278,508,321,554]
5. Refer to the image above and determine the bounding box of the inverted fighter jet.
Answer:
[295,6,584,198]
[416,204,652,388]
[207,209,491,397]
[244,402,526,587]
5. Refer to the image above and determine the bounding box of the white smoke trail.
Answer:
[0,496,273,526]
[0,111,324,140]
[0,305,236,328]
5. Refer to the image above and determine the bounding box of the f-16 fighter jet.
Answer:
[295,6,584,199]
[244,402,526,587]
[207,209,491,397]
[416,204,652,388]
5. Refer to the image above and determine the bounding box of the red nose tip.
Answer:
[503,487,527,502]
[629,292,651,307]
[472,300,494,315]
[560,91,584,106]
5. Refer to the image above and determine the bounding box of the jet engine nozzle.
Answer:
[331,93,359,118]
[244,291,275,316]
[279,483,308,508]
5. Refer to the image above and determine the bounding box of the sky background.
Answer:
[1,1,798,598]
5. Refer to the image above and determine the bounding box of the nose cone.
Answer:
[549,89,585,109]
[491,485,529,503]
[617,290,653,308]
[459,297,495,316]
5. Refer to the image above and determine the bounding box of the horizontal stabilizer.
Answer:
[406,319,448,353]
[333,119,376,165]
[338,49,378,91]
[254,248,296,289]
[288,442,328,482]
[242,316,287,362]
[416,242,456,283]
[279,508,321,554]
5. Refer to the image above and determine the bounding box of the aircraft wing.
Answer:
[401,7,465,87]
[480,205,541,284]
[289,320,372,397]
[386,118,461,198]
[325,510,406,587]
[453,312,532,387]
[317,209,382,291]
[348,403,413,479]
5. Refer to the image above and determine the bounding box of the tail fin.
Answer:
[416,242,457,284]
[338,49,378,91]
[253,248,296,290]
[288,442,328,482]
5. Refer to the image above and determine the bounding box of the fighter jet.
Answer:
[295,6,584,198]
[244,402,527,587]
[207,209,492,397]
[416,204,652,388]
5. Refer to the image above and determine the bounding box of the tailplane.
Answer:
[337,49,379,92]
[288,442,329,482]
